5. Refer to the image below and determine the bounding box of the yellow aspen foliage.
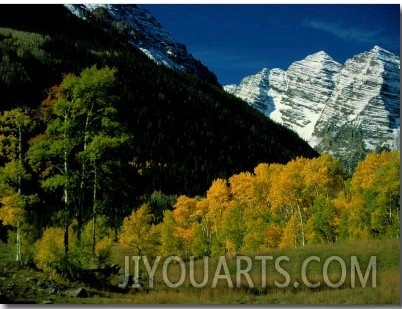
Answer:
[192,198,213,255]
[253,163,271,208]
[174,225,194,257]
[253,163,270,181]
[352,153,382,191]
[357,151,398,188]
[173,195,197,228]
[221,201,245,252]
[344,194,368,240]
[305,218,320,244]
[159,210,178,256]
[230,172,272,243]
[225,240,236,253]
[94,236,114,267]
[332,189,357,241]
[171,196,201,257]
[77,218,114,268]
[374,151,400,204]
[191,222,210,257]
[35,222,78,275]
[302,154,343,200]
[228,172,254,206]
[253,163,282,209]
[0,108,32,162]
[253,163,285,225]
[269,158,308,246]
[346,150,400,238]
[332,195,347,220]
[35,227,65,272]
[269,158,306,214]
[193,197,209,221]
[331,183,351,235]
[279,214,302,249]
[301,189,339,244]
[242,217,268,253]
[119,204,158,256]
[205,179,232,252]
[154,152,398,254]
[265,223,283,248]
[207,178,231,201]
[0,192,25,226]
[370,151,400,237]
[206,178,231,214]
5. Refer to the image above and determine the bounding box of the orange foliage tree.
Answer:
[153,151,399,256]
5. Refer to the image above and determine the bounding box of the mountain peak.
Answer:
[225,48,400,170]
[371,45,388,53]
[348,45,399,66]
[304,50,338,64]
[310,50,331,59]
[64,4,219,85]
[255,68,270,79]
[368,45,399,61]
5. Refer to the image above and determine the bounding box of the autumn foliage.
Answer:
[151,151,400,256]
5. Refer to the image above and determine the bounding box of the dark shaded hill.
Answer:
[0,5,318,210]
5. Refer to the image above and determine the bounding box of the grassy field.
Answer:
[0,238,399,304]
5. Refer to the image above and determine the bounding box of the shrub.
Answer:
[34,226,65,273]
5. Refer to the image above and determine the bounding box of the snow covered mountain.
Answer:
[224,46,400,170]
[224,68,273,115]
[64,4,218,84]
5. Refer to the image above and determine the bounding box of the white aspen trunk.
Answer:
[92,167,97,256]
[78,104,94,241]
[16,221,21,263]
[296,202,305,247]
[63,114,69,255]
[16,126,22,263]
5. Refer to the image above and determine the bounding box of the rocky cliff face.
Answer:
[311,46,400,170]
[270,51,343,141]
[224,68,272,116]
[225,46,400,170]
[65,4,218,84]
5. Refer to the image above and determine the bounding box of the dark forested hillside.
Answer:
[0,5,317,224]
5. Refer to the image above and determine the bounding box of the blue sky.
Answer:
[141,4,400,85]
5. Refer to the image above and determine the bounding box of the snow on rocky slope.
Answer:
[225,46,400,169]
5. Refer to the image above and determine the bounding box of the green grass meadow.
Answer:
[0,238,399,304]
[58,239,402,304]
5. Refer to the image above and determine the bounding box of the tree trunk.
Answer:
[92,167,97,256]
[296,202,305,247]
[16,126,22,264]
[16,221,21,264]
[63,114,69,256]
[64,148,69,255]
[17,126,22,195]
[77,107,93,242]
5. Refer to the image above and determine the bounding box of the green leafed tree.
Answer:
[119,204,159,257]
[158,209,178,256]
[0,108,36,264]
[28,65,122,259]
